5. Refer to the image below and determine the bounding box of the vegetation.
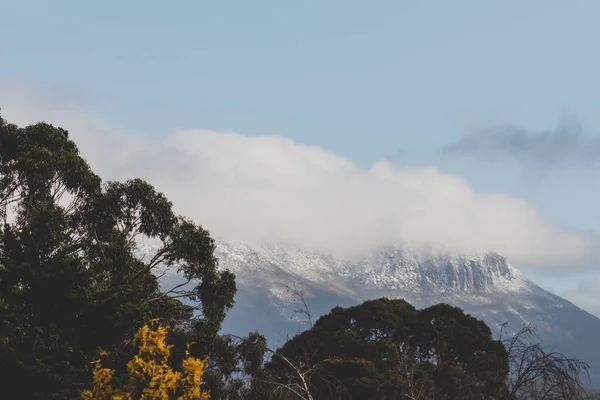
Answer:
[248,294,596,400]
[82,319,210,399]
[0,115,261,399]
[250,298,510,399]
[0,114,595,399]
[501,323,593,400]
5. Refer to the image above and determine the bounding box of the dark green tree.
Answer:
[255,298,509,400]
[0,115,244,398]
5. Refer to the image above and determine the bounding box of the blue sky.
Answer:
[1,1,600,313]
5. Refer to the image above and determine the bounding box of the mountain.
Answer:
[212,242,600,388]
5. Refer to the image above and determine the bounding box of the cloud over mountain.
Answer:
[2,81,600,269]
[443,119,600,167]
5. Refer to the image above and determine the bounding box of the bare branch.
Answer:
[149,278,192,302]
[501,323,590,400]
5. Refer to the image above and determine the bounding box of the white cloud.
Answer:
[563,277,600,318]
[2,81,600,269]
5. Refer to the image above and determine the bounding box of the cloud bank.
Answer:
[2,81,600,269]
[443,119,600,167]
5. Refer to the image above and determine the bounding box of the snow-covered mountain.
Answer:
[212,242,600,387]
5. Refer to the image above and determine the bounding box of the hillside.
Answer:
[209,242,600,388]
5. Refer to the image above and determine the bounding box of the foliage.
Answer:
[81,319,210,400]
[0,115,241,398]
[253,298,510,400]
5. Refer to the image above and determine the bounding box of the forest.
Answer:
[0,114,597,399]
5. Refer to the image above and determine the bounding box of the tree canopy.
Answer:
[0,115,248,398]
[256,298,510,400]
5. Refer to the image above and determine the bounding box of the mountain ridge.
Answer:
[210,241,600,388]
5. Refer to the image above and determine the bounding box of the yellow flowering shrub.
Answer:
[81,359,121,400]
[81,319,210,400]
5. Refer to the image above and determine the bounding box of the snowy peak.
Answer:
[212,241,600,387]
[348,247,526,293]
[214,242,528,296]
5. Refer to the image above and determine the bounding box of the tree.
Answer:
[255,298,510,400]
[501,323,593,400]
[81,319,210,400]
[180,329,268,400]
[0,115,237,398]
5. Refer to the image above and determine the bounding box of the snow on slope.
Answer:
[212,242,600,387]
[214,242,531,304]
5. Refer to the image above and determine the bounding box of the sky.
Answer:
[1,0,599,317]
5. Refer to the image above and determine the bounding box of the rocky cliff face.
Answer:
[212,242,600,387]
[215,243,525,292]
